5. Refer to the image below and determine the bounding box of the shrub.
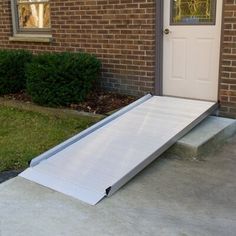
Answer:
[0,50,32,95]
[26,52,101,107]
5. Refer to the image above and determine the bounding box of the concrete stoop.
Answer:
[168,116,236,159]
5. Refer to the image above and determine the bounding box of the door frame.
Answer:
[155,0,164,96]
[154,0,224,101]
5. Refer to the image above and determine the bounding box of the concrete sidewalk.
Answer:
[0,136,236,236]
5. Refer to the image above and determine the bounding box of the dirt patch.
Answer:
[0,170,22,184]
[3,90,136,115]
[71,91,136,114]
[3,91,31,102]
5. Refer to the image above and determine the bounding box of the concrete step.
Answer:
[168,116,236,159]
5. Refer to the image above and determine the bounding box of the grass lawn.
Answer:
[0,104,100,172]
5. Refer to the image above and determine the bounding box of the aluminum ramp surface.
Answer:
[20,95,217,205]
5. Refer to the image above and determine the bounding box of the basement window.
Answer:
[10,0,52,42]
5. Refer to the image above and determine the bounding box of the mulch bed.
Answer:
[3,90,136,115]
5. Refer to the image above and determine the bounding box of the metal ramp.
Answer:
[20,95,217,205]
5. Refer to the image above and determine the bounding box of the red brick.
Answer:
[0,0,156,96]
[219,0,236,117]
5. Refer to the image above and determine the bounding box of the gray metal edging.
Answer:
[30,94,152,167]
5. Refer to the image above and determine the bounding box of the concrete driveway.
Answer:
[0,136,235,236]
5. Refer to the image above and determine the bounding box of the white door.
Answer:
[163,0,222,101]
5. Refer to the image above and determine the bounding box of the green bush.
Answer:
[26,52,101,107]
[0,50,32,95]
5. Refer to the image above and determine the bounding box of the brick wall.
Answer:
[219,0,236,118]
[0,0,156,96]
[2,0,236,118]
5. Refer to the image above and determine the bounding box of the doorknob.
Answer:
[163,28,170,35]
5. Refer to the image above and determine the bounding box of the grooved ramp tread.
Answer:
[20,96,216,205]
